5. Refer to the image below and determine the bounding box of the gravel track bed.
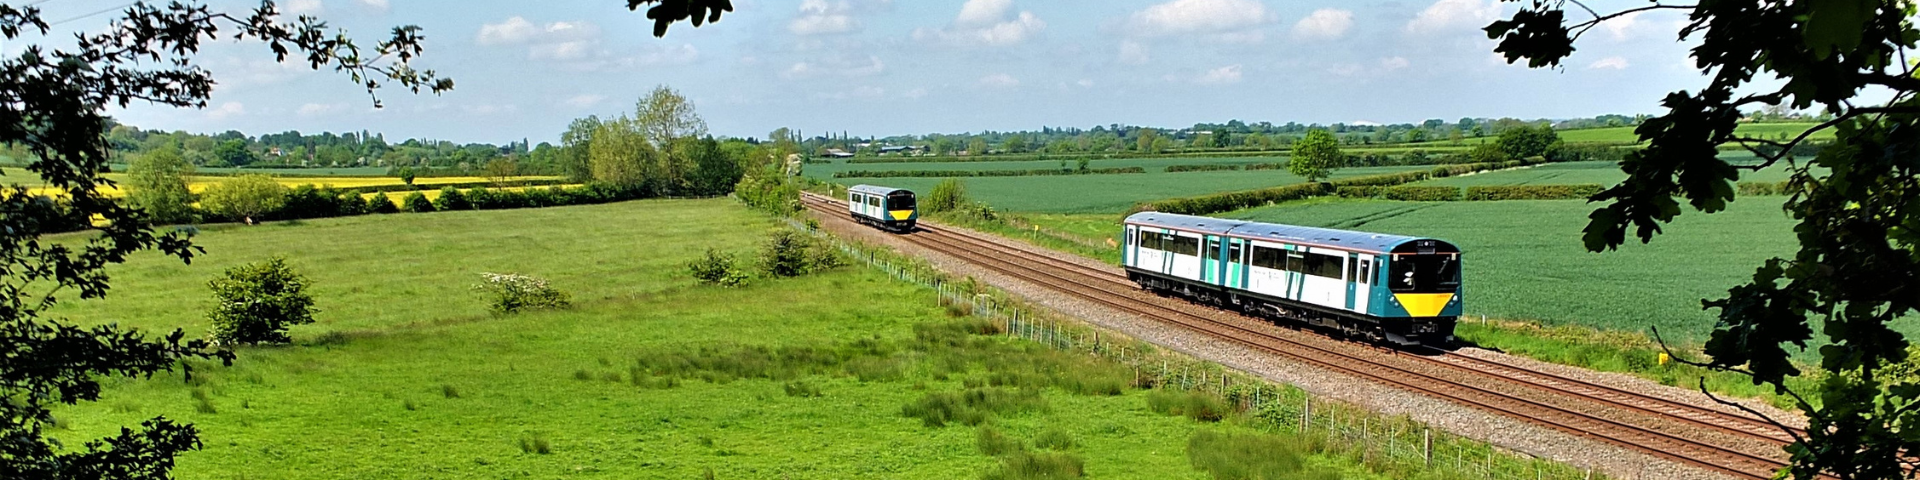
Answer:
[808,204,1742,480]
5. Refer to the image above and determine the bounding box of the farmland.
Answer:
[1411,156,1798,187]
[47,199,1388,479]
[13,174,562,198]
[815,160,1431,213]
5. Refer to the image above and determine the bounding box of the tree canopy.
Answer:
[1488,2,1920,478]
[1288,130,1343,182]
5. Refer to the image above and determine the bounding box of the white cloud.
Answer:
[285,0,323,15]
[977,73,1019,88]
[1292,8,1353,40]
[1380,56,1410,71]
[358,0,388,12]
[1599,11,1640,40]
[914,0,1045,47]
[791,0,859,35]
[1118,40,1149,65]
[1405,0,1501,35]
[1588,56,1629,70]
[206,102,246,120]
[477,17,538,46]
[1127,0,1274,38]
[782,55,886,79]
[1194,64,1243,85]
[563,94,606,108]
[477,17,693,71]
[297,103,347,117]
[813,86,888,100]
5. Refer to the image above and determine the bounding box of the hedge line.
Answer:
[1336,186,1463,201]
[214,183,661,224]
[1334,184,1607,202]
[1737,181,1792,196]
[832,167,1146,178]
[347,179,570,194]
[1164,164,1241,173]
[1130,157,1549,215]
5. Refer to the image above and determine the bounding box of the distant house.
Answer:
[824,148,855,158]
[878,145,928,155]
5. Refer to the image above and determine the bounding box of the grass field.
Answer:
[1411,157,1798,187]
[47,199,1396,479]
[13,174,561,198]
[821,165,1431,214]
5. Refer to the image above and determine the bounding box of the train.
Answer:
[847,184,919,232]
[1122,212,1462,346]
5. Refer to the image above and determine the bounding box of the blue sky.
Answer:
[32,0,1712,144]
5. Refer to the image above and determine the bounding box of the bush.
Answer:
[759,229,843,278]
[207,257,316,345]
[200,174,289,224]
[434,186,471,211]
[1464,184,1605,201]
[1145,389,1232,422]
[1737,180,1792,196]
[366,192,399,214]
[475,272,572,314]
[925,178,969,214]
[402,191,435,212]
[273,184,365,220]
[1164,164,1240,173]
[687,248,750,287]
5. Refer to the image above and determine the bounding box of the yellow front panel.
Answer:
[1394,293,1453,317]
[889,210,914,220]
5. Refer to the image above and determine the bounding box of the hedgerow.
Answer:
[1737,180,1793,196]
[1163,164,1241,173]
[1464,184,1606,201]
[833,167,1145,178]
[1131,157,1549,215]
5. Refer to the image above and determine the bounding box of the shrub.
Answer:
[759,229,843,278]
[1464,184,1605,201]
[434,186,471,211]
[274,184,365,220]
[1164,164,1240,173]
[207,257,316,345]
[924,178,971,214]
[687,248,750,287]
[200,174,288,224]
[1145,389,1231,422]
[402,191,435,212]
[475,272,572,314]
[366,192,399,214]
[1737,180,1792,196]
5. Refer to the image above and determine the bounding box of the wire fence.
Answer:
[797,221,1606,480]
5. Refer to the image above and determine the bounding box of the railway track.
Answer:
[800,193,1809,480]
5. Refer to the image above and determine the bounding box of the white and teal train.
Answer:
[848,184,919,233]
[1123,212,1462,346]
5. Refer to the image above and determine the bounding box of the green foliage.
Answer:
[402,191,435,213]
[1494,125,1560,160]
[1145,389,1232,423]
[1288,130,1343,182]
[516,432,552,455]
[398,167,416,186]
[433,186,470,211]
[687,248,750,287]
[925,178,970,214]
[977,427,1024,456]
[200,174,289,224]
[1462,184,1604,201]
[1134,159,1544,216]
[1186,430,1340,480]
[1467,142,1506,164]
[1736,181,1793,196]
[758,229,844,278]
[1031,429,1075,451]
[1165,164,1242,173]
[366,192,399,214]
[1489,2,1920,476]
[207,257,316,345]
[474,272,572,314]
[900,387,1046,427]
[127,144,198,224]
[833,167,1145,178]
[981,451,1086,480]
[1336,186,1463,201]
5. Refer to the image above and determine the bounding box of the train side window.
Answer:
[1205,238,1221,260]
[1171,235,1200,256]
[1359,259,1371,283]
[1228,242,1244,263]
[1286,252,1305,273]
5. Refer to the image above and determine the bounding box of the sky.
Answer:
[13,0,1720,144]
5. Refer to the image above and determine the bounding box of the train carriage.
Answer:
[1122,212,1462,346]
[848,184,919,233]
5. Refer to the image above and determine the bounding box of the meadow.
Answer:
[48,199,1394,479]
[1411,156,1796,187]
[819,164,1431,214]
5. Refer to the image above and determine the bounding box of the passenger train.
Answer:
[847,184,919,232]
[1122,212,1462,346]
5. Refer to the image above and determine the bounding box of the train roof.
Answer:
[1125,211,1436,254]
[849,184,914,196]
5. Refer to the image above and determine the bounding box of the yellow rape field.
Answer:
[21,175,563,199]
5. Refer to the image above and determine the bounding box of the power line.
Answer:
[48,1,136,26]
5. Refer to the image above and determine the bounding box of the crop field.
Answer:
[1412,157,1797,187]
[822,164,1431,214]
[15,175,562,198]
[47,199,1387,479]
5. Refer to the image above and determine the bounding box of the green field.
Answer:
[1411,157,1797,187]
[49,199,1399,479]
[808,156,1296,175]
[819,164,1430,214]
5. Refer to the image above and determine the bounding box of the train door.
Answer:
[1123,225,1137,267]
[1226,238,1247,289]
[1344,253,1358,311]
[1203,236,1222,285]
[1354,256,1372,314]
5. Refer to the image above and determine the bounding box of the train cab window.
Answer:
[1389,254,1461,293]
[887,193,916,211]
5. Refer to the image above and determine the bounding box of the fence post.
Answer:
[1301,396,1311,430]
[1424,429,1433,468]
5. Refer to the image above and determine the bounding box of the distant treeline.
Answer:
[1132,158,1554,216]
[833,167,1146,179]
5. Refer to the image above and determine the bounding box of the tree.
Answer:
[207,258,315,345]
[1288,130,1342,182]
[924,178,969,214]
[634,86,707,194]
[399,166,417,186]
[0,1,450,477]
[210,139,257,167]
[127,145,198,224]
[1002,135,1028,153]
[588,118,656,190]
[967,137,990,156]
[1495,125,1559,160]
[483,158,518,186]
[1136,129,1161,152]
[1488,3,1920,478]
[201,175,290,225]
[560,116,602,183]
